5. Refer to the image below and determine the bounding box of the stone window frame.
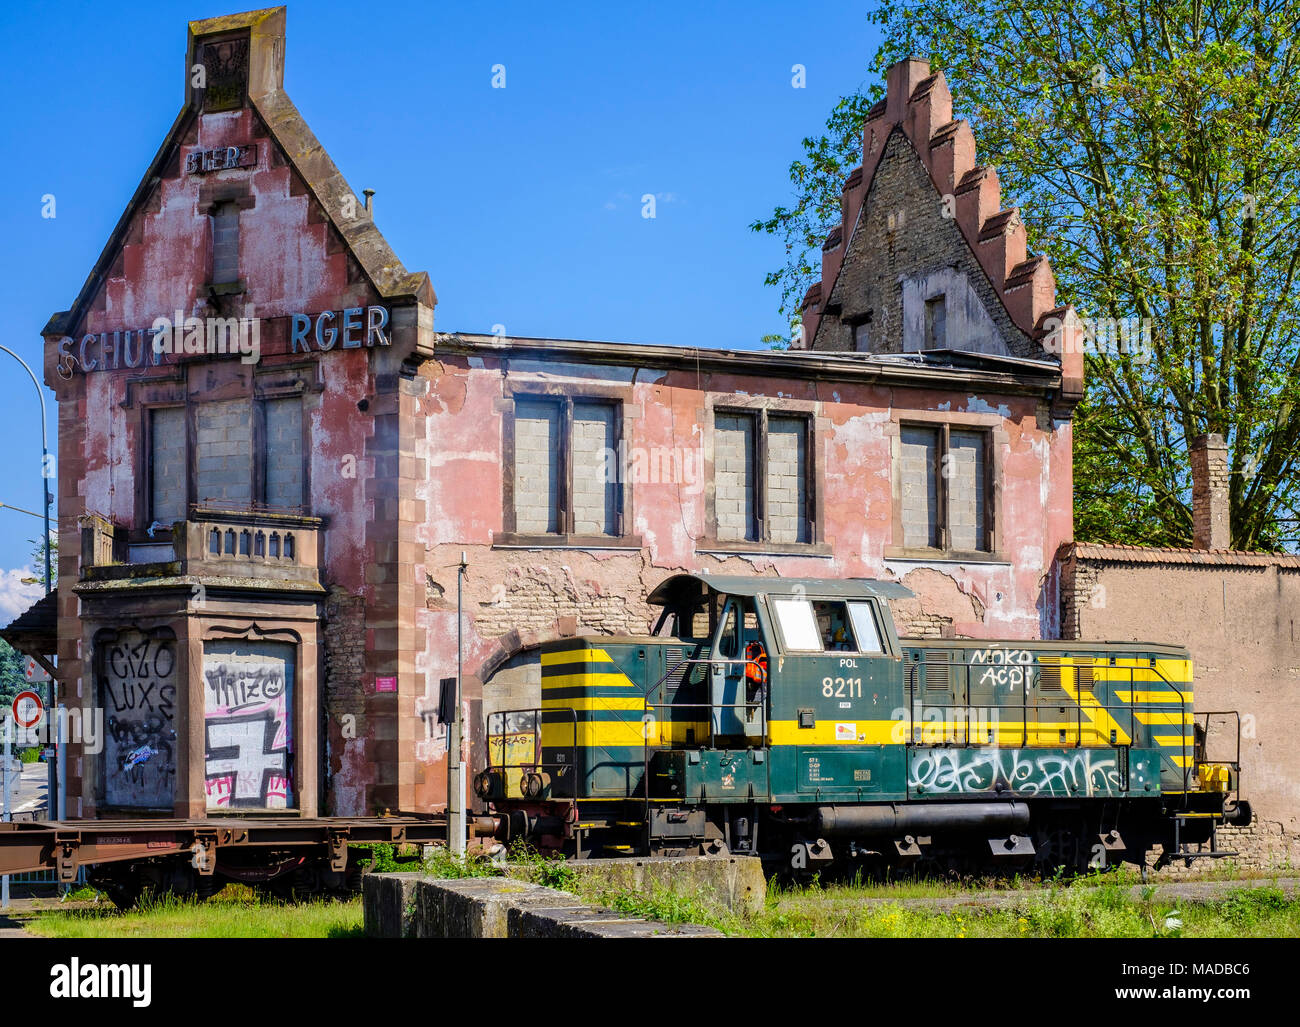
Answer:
[197,190,256,299]
[495,380,641,550]
[700,395,830,557]
[128,365,316,536]
[886,410,1005,563]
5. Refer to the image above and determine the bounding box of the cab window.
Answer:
[772,597,886,654]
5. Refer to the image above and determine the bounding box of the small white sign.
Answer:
[835,722,856,741]
[24,657,50,683]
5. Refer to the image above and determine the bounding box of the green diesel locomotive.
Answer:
[477,574,1249,874]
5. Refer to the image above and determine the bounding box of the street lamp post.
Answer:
[1,344,56,830]
[0,345,52,593]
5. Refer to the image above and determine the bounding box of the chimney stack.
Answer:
[1190,433,1230,550]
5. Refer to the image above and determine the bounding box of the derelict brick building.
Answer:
[10,8,1089,821]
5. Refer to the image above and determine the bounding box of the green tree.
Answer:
[0,639,27,705]
[752,0,1300,550]
[20,533,57,592]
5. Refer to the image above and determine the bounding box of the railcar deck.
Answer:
[0,815,449,880]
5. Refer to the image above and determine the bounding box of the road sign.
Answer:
[12,690,43,729]
[24,657,50,683]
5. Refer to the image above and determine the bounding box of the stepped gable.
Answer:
[798,58,1083,399]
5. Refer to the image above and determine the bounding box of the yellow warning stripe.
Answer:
[767,720,1119,747]
[541,721,709,748]
[1095,658,1192,684]
[540,697,646,711]
[1057,658,1133,746]
[1135,711,1194,726]
[541,672,636,689]
[542,648,615,667]
[1114,690,1192,704]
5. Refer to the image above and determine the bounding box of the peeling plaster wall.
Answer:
[409,353,1074,813]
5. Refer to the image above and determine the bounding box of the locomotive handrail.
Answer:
[1190,710,1242,808]
[484,706,579,804]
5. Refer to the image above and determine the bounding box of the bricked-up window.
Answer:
[150,407,188,524]
[181,396,304,513]
[197,399,253,505]
[714,410,812,545]
[264,397,303,509]
[899,424,990,553]
[211,201,240,285]
[924,296,947,349]
[512,396,622,537]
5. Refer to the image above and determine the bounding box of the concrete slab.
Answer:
[363,873,726,938]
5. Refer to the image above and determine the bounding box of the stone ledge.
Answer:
[363,873,724,938]
[511,855,766,916]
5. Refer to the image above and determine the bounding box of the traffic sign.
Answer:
[24,657,50,683]
[12,690,43,729]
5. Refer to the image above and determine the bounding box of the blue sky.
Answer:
[0,0,882,609]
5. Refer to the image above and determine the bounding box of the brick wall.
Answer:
[196,399,252,504]
[572,403,616,536]
[513,399,559,533]
[323,585,367,813]
[150,406,187,522]
[264,396,303,509]
[766,416,808,544]
[1190,434,1230,550]
[714,413,756,541]
[815,130,1038,358]
[473,561,646,641]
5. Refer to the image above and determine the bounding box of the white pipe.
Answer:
[57,703,67,821]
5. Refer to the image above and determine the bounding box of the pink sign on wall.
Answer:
[375,676,397,693]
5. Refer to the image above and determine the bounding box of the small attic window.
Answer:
[851,311,873,352]
[924,296,947,350]
[211,201,240,285]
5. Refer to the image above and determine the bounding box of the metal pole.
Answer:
[3,714,12,910]
[0,344,52,593]
[0,344,56,830]
[450,551,468,854]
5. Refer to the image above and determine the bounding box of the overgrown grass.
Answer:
[703,879,1300,938]
[362,840,579,890]
[25,891,364,939]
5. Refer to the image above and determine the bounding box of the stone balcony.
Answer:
[77,507,326,596]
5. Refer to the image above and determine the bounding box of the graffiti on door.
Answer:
[203,644,294,809]
[100,629,178,808]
